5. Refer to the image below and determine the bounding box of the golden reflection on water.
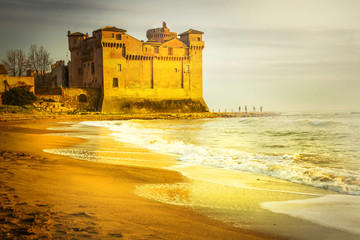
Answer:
[135,183,192,206]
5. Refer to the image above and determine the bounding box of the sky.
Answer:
[1,0,360,112]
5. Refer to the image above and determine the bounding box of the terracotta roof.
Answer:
[0,64,8,75]
[179,29,204,36]
[94,26,127,33]
[67,32,85,36]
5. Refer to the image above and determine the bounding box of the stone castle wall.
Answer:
[68,24,209,113]
[36,87,101,111]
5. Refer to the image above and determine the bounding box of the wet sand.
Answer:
[0,117,279,239]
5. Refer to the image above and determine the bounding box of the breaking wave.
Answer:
[81,120,360,195]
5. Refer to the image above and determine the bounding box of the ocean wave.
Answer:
[306,120,337,127]
[81,120,360,195]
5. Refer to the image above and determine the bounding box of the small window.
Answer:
[154,47,159,54]
[117,64,121,72]
[111,33,114,38]
[77,68,82,74]
[168,47,173,55]
[185,65,190,73]
[74,39,77,44]
[91,63,95,74]
[116,34,122,40]
[197,37,201,41]
[174,68,178,73]
[113,78,118,87]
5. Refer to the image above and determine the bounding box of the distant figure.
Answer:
[253,106,255,111]
[260,106,263,112]
[238,106,241,112]
[245,105,247,113]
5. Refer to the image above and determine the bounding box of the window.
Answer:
[116,34,122,40]
[117,64,121,72]
[111,33,114,38]
[77,68,82,74]
[174,68,178,73]
[113,78,118,87]
[197,37,201,41]
[74,39,77,44]
[154,47,159,54]
[185,65,190,73]
[91,63,95,74]
[168,47,173,55]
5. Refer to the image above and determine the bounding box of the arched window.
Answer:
[79,94,87,103]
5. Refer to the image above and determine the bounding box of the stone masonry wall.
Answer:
[36,87,101,112]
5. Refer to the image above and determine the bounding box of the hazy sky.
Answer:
[1,0,360,112]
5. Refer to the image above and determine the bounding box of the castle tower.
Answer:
[146,22,178,43]
[67,31,86,87]
[179,29,205,99]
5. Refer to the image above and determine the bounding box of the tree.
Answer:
[27,45,52,84]
[1,50,25,76]
[27,44,40,74]
[16,49,27,77]
[27,44,51,74]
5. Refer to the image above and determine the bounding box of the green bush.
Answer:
[2,87,37,106]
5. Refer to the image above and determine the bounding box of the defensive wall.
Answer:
[68,22,209,113]
[36,87,100,112]
[0,64,35,105]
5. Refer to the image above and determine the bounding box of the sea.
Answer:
[44,112,360,239]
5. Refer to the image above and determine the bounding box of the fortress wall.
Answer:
[35,88,101,111]
[101,97,208,113]
[61,88,101,110]
[0,76,35,93]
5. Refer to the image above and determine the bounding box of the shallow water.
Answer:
[44,113,360,239]
[81,113,360,195]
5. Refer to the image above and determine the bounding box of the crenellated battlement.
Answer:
[67,22,208,113]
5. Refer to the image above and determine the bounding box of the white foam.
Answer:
[262,194,360,235]
[80,120,360,195]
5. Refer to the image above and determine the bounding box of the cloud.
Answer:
[0,0,104,12]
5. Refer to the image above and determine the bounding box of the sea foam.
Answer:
[262,194,360,234]
[81,120,360,195]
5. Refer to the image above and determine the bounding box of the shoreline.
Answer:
[0,118,279,239]
[0,110,280,122]
[50,118,360,240]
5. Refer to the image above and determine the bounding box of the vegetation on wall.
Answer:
[1,87,37,106]
[120,99,209,113]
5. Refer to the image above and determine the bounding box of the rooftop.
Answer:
[94,26,127,33]
[0,64,8,75]
[67,32,85,36]
[179,29,204,36]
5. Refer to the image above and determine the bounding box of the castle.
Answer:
[67,22,209,113]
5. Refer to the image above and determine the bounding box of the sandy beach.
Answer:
[1,113,359,240]
[0,115,279,239]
